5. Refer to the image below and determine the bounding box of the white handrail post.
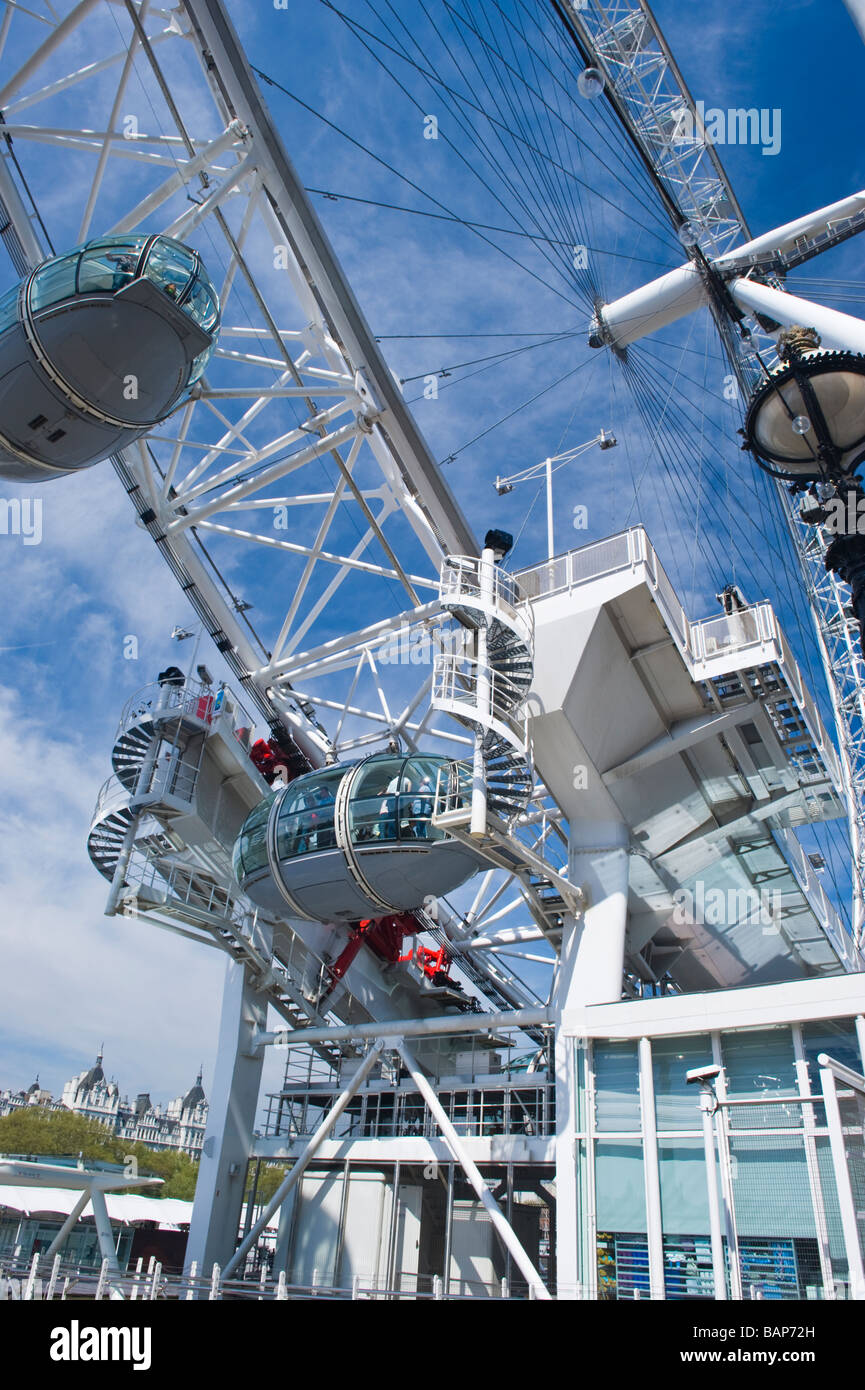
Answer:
[820,1061,865,1298]
[46,1254,61,1301]
[23,1252,39,1301]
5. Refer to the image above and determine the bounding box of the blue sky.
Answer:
[0,0,864,1107]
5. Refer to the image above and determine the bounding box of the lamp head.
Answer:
[742,334,865,483]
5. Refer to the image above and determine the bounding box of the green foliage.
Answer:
[252,1164,290,1203]
[0,1106,199,1199]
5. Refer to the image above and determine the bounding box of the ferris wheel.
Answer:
[1,0,864,1049]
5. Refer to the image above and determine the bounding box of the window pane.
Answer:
[801,1018,861,1090]
[77,244,138,294]
[29,255,78,311]
[594,1041,640,1131]
[658,1137,711,1235]
[723,1027,797,1094]
[652,1035,712,1130]
[143,237,196,304]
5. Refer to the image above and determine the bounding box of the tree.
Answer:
[0,1108,199,1198]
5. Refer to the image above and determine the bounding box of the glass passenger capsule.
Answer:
[233,753,483,922]
[0,234,220,481]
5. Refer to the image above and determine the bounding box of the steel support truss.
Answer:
[555,0,865,944]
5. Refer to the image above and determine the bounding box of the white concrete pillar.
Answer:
[554,821,629,1300]
[185,924,273,1278]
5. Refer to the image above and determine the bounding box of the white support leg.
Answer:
[221,1040,386,1280]
[554,822,630,1300]
[701,1094,728,1300]
[395,1039,551,1299]
[820,1064,865,1299]
[638,1036,665,1299]
[44,1190,92,1261]
[185,927,273,1278]
[88,1188,120,1274]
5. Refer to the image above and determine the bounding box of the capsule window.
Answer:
[274,769,341,859]
[143,237,197,306]
[29,255,78,312]
[232,790,277,879]
[184,276,219,334]
[76,240,143,295]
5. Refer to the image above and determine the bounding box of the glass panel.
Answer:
[595,1139,645,1232]
[663,1235,716,1300]
[232,791,277,878]
[722,1027,798,1129]
[188,341,215,385]
[275,770,340,857]
[400,755,445,842]
[801,1018,862,1090]
[29,255,78,311]
[76,237,146,294]
[143,236,197,305]
[728,1135,816,1241]
[593,1040,640,1131]
[658,1137,711,1236]
[652,1035,712,1130]
[597,1234,649,1300]
[185,273,219,332]
[348,757,404,844]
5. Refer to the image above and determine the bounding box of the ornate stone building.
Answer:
[0,1050,208,1158]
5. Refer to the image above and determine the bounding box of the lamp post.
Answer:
[495,429,617,561]
[741,327,865,653]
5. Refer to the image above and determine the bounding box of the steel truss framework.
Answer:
[0,0,571,998]
[560,0,865,944]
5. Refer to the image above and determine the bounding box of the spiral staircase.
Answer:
[431,554,581,939]
[85,681,358,1058]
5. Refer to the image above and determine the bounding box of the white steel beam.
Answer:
[395,1039,551,1299]
[220,1039,387,1281]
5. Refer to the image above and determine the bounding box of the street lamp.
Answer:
[741,327,865,654]
[494,429,617,561]
[742,326,865,482]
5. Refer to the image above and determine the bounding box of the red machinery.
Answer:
[321,912,457,1000]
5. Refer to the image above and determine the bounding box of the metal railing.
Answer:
[432,652,529,749]
[118,677,217,735]
[440,554,535,649]
[0,1251,549,1300]
[90,772,134,827]
[516,526,842,794]
[131,752,201,806]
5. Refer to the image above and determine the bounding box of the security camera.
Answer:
[686,1064,722,1086]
